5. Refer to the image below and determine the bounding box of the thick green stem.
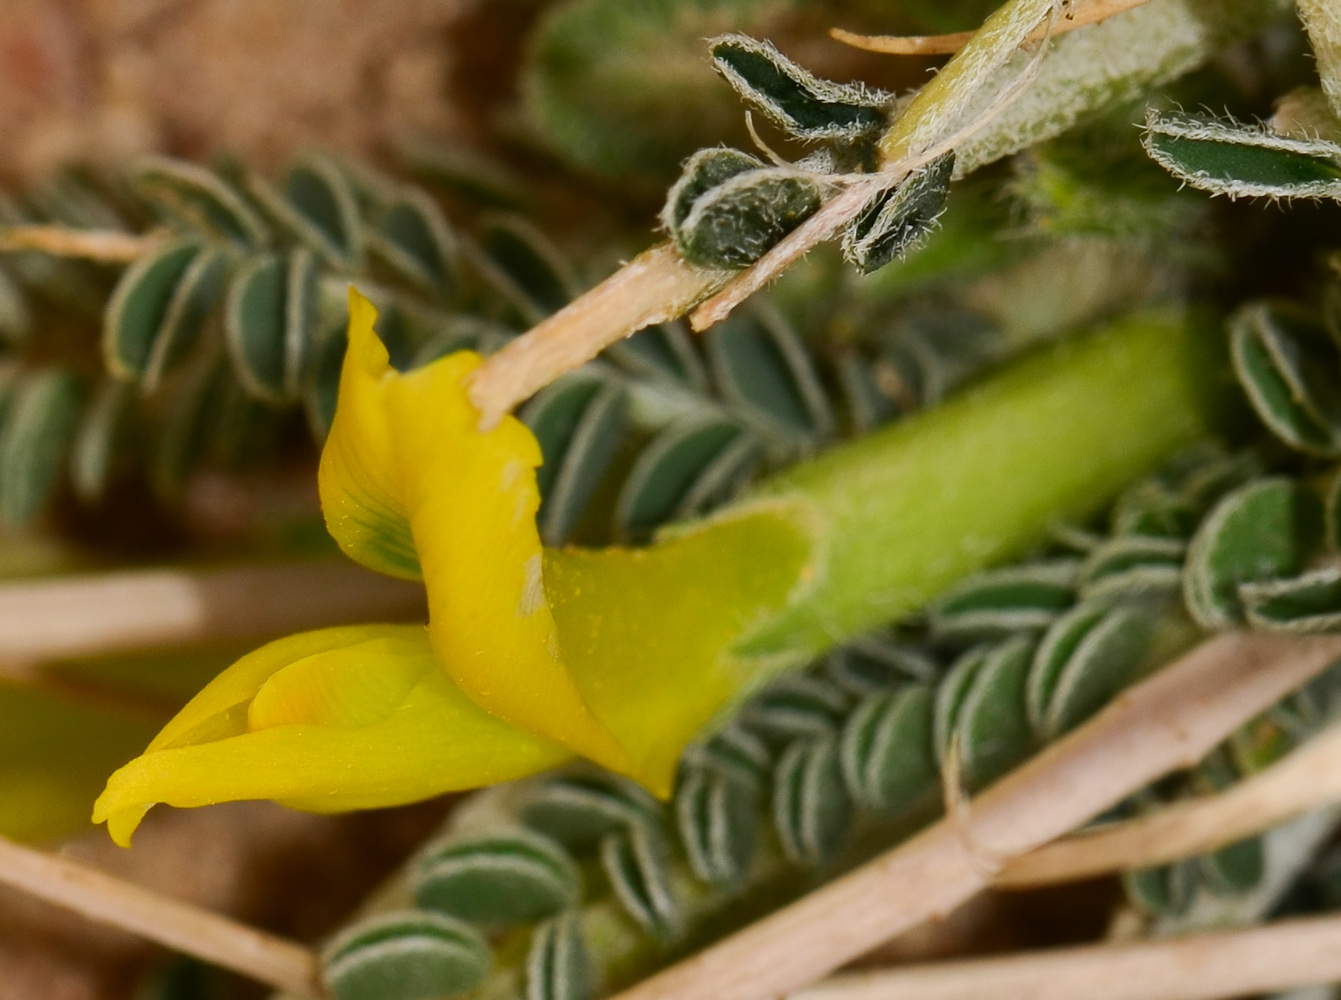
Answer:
[878,0,1057,163]
[732,309,1231,657]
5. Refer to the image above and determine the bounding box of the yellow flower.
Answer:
[94,290,809,845]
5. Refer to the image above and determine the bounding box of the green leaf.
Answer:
[322,910,490,1000]
[1239,567,1341,633]
[707,312,834,443]
[708,34,889,141]
[129,156,269,247]
[676,766,758,890]
[772,733,851,867]
[934,645,990,764]
[1143,109,1341,200]
[1030,602,1155,740]
[739,674,849,743]
[1123,861,1197,916]
[247,154,364,270]
[525,914,592,1000]
[475,215,576,320]
[824,637,937,695]
[520,773,662,849]
[601,822,677,939]
[0,369,83,524]
[842,154,954,274]
[223,249,319,403]
[1199,836,1264,895]
[953,635,1035,790]
[414,828,581,926]
[671,164,824,269]
[1078,534,1185,603]
[69,379,135,503]
[103,240,208,382]
[681,722,772,786]
[605,323,708,391]
[1229,302,1341,455]
[305,321,348,441]
[614,416,758,542]
[928,560,1079,645]
[1183,477,1323,630]
[522,375,630,546]
[839,684,937,814]
[370,191,457,295]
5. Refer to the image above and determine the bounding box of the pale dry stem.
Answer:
[831,0,1159,56]
[0,225,166,262]
[792,913,1341,1000]
[605,632,1341,1000]
[467,244,731,429]
[997,718,1341,888]
[0,835,323,998]
[0,562,425,661]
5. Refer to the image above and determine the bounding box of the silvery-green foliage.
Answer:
[244,153,365,271]
[0,366,82,525]
[676,765,760,890]
[738,674,851,743]
[950,634,1036,789]
[1078,534,1186,603]
[129,156,270,248]
[953,0,1294,176]
[680,721,772,786]
[1143,109,1341,201]
[1108,442,1261,538]
[1027,601,1156,740]
[522,373,630,546]
[842,154,954,275]
[839,685,937,814]
[526,914,592,1000]
[600,822,678,938]
[1240,568,1341,633]
[707,34,890,143]
[520,773,664,849]
[321,910,490,1000]
[772,733,852,866]
[927,559,1079,645]
[223,248,319,404]
[70,379,135,503]
[666,159,824,269]
[413,828,581,926]
[1183,478,1323,630]
[1229,302,1341,456]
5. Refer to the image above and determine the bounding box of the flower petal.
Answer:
[319,289,630,775]
[548,510,811,795]
[92,625,569,845]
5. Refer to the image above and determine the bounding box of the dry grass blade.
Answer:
[999,720,1341,887]
[0,225,165,262]
[791,913,1341,1000]
[605,632,1341,1000]
[0,561,426,661]
[830,0,1158,55]
[0,834,323,998]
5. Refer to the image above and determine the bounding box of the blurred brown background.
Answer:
[0,0,491,185]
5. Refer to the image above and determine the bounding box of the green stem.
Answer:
[732,309,1232,657]
[878,0,1056,163]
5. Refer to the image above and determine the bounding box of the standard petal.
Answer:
[319,289,630,776]
[318,289,422,581]
[93,625,569,845]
